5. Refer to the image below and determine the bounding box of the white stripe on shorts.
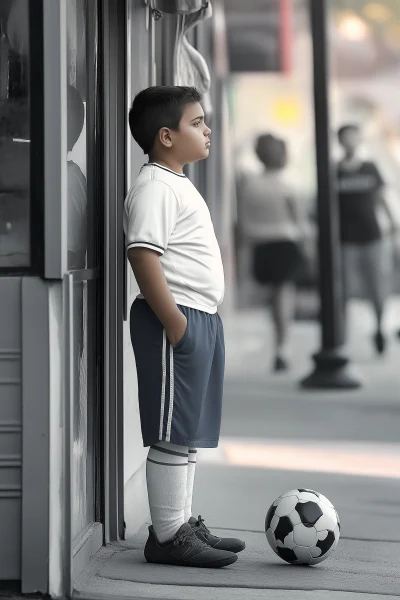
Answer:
[159,329,167,440]
[165,343,175,442]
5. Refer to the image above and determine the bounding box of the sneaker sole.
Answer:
[144,554,238,568]
[228,542,246,554]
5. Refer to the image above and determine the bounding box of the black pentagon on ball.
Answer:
[276,546,297,563]
[265,503,277,530]
[316,530,336,556]
[295,501,323,527]
[274,516,294,544]
[297,488,319,497]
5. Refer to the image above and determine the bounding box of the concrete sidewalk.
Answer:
[75,299,400,600]
[74,527,400,598]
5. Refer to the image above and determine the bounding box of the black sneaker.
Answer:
[144,522,238,568]
[189,515,246,554]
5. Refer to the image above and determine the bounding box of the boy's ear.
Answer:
[159,127,173,148]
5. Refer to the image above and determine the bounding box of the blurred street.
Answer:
[75,298,400,599]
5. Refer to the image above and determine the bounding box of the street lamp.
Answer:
[300,0,361,389]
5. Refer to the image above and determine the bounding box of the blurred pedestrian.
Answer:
[240,133,305,372]
[337,124,396,355]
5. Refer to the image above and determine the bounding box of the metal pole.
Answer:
[300,0,360,389]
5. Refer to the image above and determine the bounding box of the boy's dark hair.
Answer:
[337,123,360,141]
[255,133,287,170]
[129,86,203,154]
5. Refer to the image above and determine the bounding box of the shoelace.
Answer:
[195,515,212,538]
[173,527,206,548]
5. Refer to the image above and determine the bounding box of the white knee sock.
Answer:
[146,441,189,543]
[184,448,197,522]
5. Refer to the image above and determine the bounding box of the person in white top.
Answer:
[124,86,244,568]
[239,133,305,372]
[124,162,224,313]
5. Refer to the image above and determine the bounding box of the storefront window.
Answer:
[0,0,31,268]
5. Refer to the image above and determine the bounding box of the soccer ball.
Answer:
[265,488,340,565]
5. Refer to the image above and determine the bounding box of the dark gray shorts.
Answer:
[130,299,225,448]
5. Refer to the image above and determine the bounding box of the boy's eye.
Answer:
[194,121,201,127]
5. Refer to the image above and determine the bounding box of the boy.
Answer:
[124,86,245,568]
[337,124,395,354]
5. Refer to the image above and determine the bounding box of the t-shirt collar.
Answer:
[144,162,186,177]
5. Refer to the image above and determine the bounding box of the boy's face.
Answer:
[339,128,361,154]
[169,102,211,164]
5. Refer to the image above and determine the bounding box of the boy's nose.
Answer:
[205,127,211,136]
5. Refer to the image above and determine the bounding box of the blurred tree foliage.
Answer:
[332,1,400,37]
[331,0,400,66]
[333,0,400,19]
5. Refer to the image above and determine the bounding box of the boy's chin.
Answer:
[186,150,210,164]
[199,147,210,159]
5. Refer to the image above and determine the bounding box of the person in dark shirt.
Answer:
[337,124,395,355]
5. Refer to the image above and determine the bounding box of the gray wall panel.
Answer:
[21,277,50,593]
[0,499,21,579]
[0,278,22,580]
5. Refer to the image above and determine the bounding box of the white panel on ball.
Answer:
[280,490,299,499]
[294,546,312,563]
[310,546,322,558]
[297,492,322,503]
[270,514,280,530]
[275,495,298,517]
[315,510,338,533]
[293,523,318,547]
[289,509,301,526]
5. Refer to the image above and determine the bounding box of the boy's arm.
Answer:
[378,193,396,233]
[373,164,397,233]
[127,247,187,347]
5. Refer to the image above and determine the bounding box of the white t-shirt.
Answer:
[123,163,225,314]
[240,171,300,242]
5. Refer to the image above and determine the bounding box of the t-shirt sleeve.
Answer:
[124,180,180,255]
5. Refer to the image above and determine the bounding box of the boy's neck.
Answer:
[341,152,362,170]
[149,155,185,175]
[344,149,357,161]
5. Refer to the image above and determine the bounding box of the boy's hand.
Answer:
[166,312,188,347]
[127,247,188,345]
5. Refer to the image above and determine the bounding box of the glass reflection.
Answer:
[0,0,30,267]
[67,0,95,541]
